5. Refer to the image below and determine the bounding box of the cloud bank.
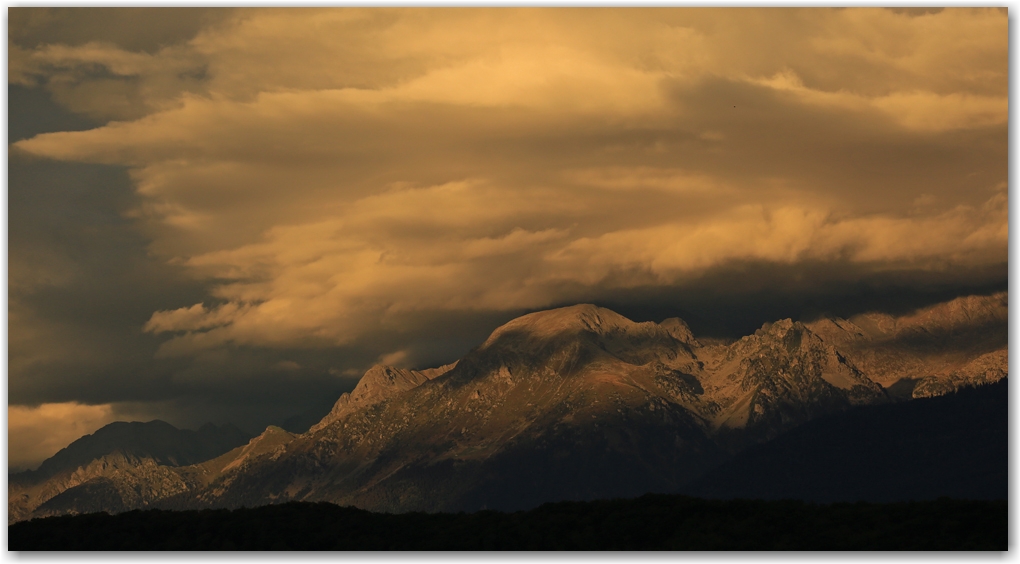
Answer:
[8,9,1007,460]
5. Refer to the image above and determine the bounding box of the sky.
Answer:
[7,7,1008,470]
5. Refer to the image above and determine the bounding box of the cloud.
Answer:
[561,167,726,194]
[10,41,208,120]
[8,8,233,53]
[754,69,1007,132]
[13,8,1007,358]
[377,350,411,368]
[145,302,250,334]
[550,188,1007,284]
[8,402,118,470]
[136,185,1005,356]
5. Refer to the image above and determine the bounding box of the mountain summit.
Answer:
[483,304,645,339]
[9,293,1007,521]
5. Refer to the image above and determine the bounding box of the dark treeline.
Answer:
[10,495,1005,551]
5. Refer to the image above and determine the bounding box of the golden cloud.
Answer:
[8,402,117,470]
[13,8,1007,356]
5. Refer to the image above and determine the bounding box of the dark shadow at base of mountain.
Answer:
[8,495,1006,550]
[32,478,128,518]
[682,379,1007,503]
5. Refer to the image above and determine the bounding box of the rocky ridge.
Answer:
[9,293,1007,521]
[805,291,1007,396]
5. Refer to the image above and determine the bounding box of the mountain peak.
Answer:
[751,319,815,342]
[484,304,638,344]
[660,317,698,346]
[32,419,250,478]
[309,362,457,433]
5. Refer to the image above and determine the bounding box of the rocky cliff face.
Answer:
[10,294,1007,521]
[309,363,457,433]
[702,319,886,446]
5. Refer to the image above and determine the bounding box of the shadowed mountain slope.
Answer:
[685,379,1007,503]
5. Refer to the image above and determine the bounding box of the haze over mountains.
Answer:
[9,292,1007,522]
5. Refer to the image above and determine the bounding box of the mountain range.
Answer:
[8,292,1007,522]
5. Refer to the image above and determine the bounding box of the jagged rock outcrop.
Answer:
[701,319,886,445]
[310,363,457,433]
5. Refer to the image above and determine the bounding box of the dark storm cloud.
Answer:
[574,261,1008,340]
[9,98,201,408]
[9,84,99,142]
[7,85,369,466]
[9,8,233,53]
[9,9,234,122]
